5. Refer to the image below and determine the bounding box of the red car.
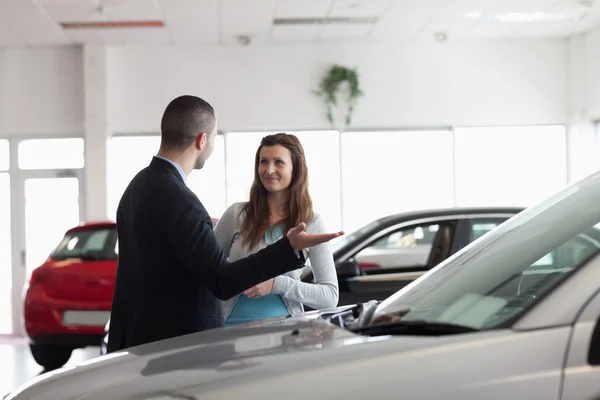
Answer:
[24,217,220,370]
[24,221,118,370]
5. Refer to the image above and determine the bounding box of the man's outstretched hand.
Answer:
[287,222,344,251]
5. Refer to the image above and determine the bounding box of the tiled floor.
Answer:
[0,336,98,397]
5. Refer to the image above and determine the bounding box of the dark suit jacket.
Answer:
[107,157,305,352]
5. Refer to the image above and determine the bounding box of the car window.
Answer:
[52,228,118,261]
[353,223,454,272]
[469,218,508,243]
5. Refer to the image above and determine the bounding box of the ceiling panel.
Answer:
[102,0,164,21]
[160,0,218,44]
[465,0,595,38]
[160,0,217,19]
[269,24,322,43]
[319,23,373,40]
[274,0,333,18]
[329,0,391,18]
[6,1,70,45]
[41,5,107,22]
[370,0,444,40]
[0,0,597,47]
[219,0,276,37]
[416,0,504,40]
[36,0,97,7]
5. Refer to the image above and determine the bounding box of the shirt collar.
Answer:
[154,154,187,184]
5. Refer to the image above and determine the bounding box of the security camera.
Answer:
[434,32,448,43]
[236,35,251,46]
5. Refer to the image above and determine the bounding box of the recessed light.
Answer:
[464,11,482,19]
[493,12,576,22]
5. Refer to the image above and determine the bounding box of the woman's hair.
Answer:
[240,133,314,251]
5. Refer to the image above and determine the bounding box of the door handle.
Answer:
[20,250,26,267]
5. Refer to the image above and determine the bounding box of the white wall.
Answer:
[584,27,600,119]
[108,39,568,133]
[565,26,600,183]
[0,39,571,137]
[0,46,83,137]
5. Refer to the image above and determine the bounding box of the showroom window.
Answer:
[0,139,8,170]
[225,130,342,231]
[107,135,161,220]
[107,134,227,221]
[340,130,455,234]
[0,139,11,334]
[18,138,84,170]
[186,134,226,219]
[453,125,567,207]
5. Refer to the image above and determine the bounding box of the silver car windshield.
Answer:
[373,170,600,330]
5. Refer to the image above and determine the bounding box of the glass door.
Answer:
[0,172,11,334]
[10,138,85,335]
[23,175,82,278]
[0,139,11,334]
[13,169,84,335]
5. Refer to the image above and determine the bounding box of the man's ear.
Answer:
[195,132,207,150]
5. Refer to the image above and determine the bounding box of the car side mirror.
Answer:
[337,258,363,277]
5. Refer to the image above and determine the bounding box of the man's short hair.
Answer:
[160,95,216,150]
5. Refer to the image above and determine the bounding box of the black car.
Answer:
[303,207,524,306]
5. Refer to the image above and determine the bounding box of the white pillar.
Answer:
[565,34,598,184]
[83,45,109,220]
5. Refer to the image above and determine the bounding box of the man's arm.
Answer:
[161,193,305,300]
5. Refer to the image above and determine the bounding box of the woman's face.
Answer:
[258,144,293,194]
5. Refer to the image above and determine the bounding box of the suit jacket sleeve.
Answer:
[213,203,237,259]
[158,190,304,300]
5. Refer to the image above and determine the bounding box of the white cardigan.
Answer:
[213,202,339,318]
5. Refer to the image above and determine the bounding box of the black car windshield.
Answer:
[373,171,600,330]
[52,227,118,261]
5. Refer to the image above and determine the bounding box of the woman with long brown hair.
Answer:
[214,133,339,325]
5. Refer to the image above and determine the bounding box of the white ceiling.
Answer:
[0,0,599,47]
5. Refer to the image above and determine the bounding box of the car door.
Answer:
[337,219,459,306]
[560,287,600,400]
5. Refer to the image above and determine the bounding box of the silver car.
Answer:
[7,171,600,399]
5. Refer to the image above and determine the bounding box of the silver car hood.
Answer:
[6,307,566,400]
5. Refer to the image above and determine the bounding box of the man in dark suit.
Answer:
[107,95,343,352]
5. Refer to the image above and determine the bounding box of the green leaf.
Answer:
[313,64,364,127]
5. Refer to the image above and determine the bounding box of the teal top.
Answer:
[224,224,289,326]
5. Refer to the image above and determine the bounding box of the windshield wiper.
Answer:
[351,320,479,337]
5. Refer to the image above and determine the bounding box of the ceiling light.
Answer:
[493,12,576,22]
[464,11,482,19]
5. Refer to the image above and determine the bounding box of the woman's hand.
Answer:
[244,279,275,299]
